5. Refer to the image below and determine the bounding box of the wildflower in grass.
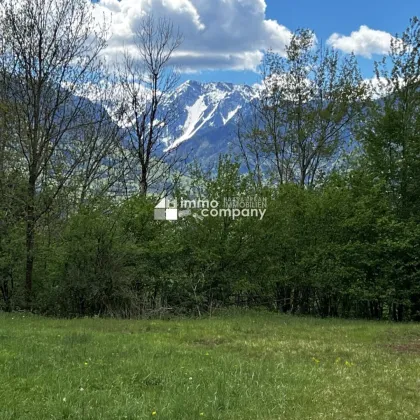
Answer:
[152,411,157,416]
[84,362,88,366]
[79,387,84,392]
[62,397,66,402]
[200,413,204,416]
[312,357,320,364]
[189,377,193,380]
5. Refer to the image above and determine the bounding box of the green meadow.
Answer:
[0,311,419,419]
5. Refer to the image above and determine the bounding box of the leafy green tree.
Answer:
[239,28,366,187]
[0,0,108,305]
[363,17,420,220]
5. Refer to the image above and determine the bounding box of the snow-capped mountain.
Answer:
[163,80,257,162]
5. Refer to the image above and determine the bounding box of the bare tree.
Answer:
[117,15,185,196]
[72,77,126,207]
[0,0,108,304]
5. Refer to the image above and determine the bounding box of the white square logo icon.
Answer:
[166,209,178,221]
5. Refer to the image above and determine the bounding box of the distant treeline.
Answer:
[1,0,420,320]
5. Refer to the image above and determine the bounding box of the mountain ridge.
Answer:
[163,80,257,158]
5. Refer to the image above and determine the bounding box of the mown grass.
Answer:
[0,310,420,419]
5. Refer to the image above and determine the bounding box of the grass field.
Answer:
[0,311,420,419]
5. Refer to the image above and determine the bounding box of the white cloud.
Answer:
[362,76,390,99]
[327,25,395,58]
[93,0,292,72]
[363,75,418,99]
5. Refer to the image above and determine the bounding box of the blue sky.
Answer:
[179,0,419,85]
[95,0,419,86]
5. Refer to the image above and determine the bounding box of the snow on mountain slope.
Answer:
[164,80,257,151]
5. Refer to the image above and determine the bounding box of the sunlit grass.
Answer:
[1,310,419,419]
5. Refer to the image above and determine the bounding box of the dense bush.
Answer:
[1,6,420,320]
[2,162,420,320]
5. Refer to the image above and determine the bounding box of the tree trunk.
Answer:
[25,175,36,307]
[139,170,148,195]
